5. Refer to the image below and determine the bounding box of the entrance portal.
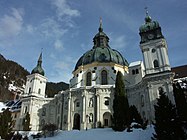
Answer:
[73,113,80,130]
[103,112,112,127]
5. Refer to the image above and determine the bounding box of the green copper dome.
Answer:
[139,15,160,33]
[31,53,45,76]
[139,10,164,44]
[74,21,128,71]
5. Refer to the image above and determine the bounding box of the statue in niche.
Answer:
[89,113,93,123]
[89,98,93,107]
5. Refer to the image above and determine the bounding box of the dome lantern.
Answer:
[74,20,128,71]
[93,18,110,49]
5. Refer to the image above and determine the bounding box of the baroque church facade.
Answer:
[18,13,174,131]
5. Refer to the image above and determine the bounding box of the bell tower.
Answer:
[20,52,48,131]
[139,9,171,75]
[138,9,174,122]
[24,52,47,98]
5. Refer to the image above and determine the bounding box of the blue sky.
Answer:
[0,0,186,83]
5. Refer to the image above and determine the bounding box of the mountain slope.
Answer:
[46,82,69,97]
[0,54,69,101]
[0,54,29,101]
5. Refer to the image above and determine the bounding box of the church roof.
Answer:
[31,53,45,76]
[74,20,128,71]
[171,65,187,79]
[129,61,142,67]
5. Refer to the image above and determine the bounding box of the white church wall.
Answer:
[127,61,145,87]
[71,62,127,89]
[23,74,47,98]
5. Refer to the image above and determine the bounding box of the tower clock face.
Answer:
[148,34,154,39]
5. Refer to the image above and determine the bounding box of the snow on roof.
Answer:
[8,83,17,92]
[0,102,7,113]
[129,61,142,67]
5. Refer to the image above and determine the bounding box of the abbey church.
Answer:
[17,12,174,131]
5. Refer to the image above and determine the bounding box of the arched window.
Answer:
[141,95,144,107]
[101,70,108,85]
[136,69,139,74]
[153,60,159,68]
[132,70,135,75]
[41,119,45,126]
[58,104,61,114]
[57,116,60,125]
[74,99,80,108]
[142,111,146,120]
[86,72,91,86]
[24,106,28,114]
[29,88,31,94]
[158,87,164,94]
[64,115,67,124]
[104,97,110,106]
[42,107,46,116]
[38,88,41,94]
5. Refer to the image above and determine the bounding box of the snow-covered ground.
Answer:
[37,126,154,140]
[0,102,7,113]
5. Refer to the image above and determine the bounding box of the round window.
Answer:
[152,48,156,53]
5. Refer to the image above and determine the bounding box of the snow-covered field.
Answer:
[1,102,154,140]
[37,126,154,140]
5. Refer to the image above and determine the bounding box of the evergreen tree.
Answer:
[129,105,143,125]
[0,108,13,140]
[173,82,187,126]
[42,123,57,137]
[22,112,31,131]
[112,71,130,131]
[152,90,186,140]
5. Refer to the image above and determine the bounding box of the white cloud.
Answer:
[55,61,70,71]
[39,18,68,38]
[53,61,72,82]
[55,56,76,70]
[51,0,80,28]
[49,69,72,83]
[99,3,139,33]
[110,35,128,49]
[50,55,78,82]
[54,39,64,50]
[0,8,24,39]
[26,25,34,33]
[81,43,88,51]
[51,0,80,18]
[49,53,57,59]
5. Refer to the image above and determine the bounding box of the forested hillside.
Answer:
[0,54,69,101]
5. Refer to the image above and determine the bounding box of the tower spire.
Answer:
[31,52,45,76]
[99,17,103,32]
[144,6,152,23]
[38,52,42,67]
[145,6,148,17]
